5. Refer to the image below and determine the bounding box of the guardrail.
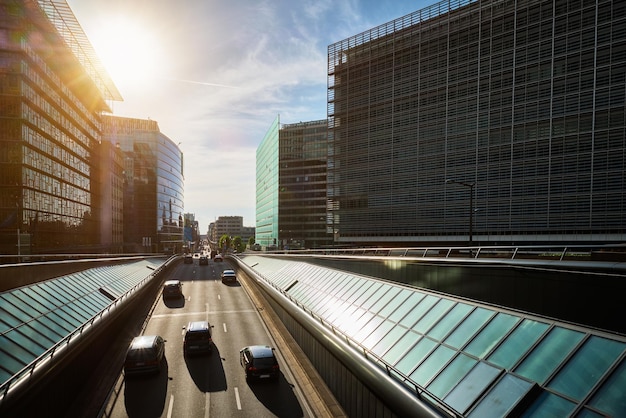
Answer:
[0,256,177,406]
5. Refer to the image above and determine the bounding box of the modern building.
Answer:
[0,0,122,256]
[256,115,280,249]
[279,120,332,249]
[327,0,626,246]
[209,216,255,245]
[102,116,184,253]
[97,139,124,253]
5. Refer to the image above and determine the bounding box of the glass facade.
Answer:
[0,0,120,256]
[279,120,332,249]
[256,115,280,248]
[327,0,626,245]
[102,116,184,253]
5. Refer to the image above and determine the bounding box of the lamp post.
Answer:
[446,179,475,244]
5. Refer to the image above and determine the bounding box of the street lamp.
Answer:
[446,179,475,244]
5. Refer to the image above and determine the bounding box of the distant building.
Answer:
[256,116,280,248]
[0,0,122,255]
[102,116,184,253]
[210,216,255,244]
[328,0,626,246]
[279,120,332,249]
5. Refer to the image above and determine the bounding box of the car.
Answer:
[162,279,183,298]
[221,269,237,284]
[239,345,280,381]
[124,335,166,376]
[183,254,193,264]
[199,255,208,265]
[213,253,223,262]
[183,320,213,355]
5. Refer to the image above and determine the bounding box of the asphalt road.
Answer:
[104,257,311,418]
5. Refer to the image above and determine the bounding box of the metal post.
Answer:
[446,179,475,245]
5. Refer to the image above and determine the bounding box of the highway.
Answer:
[104,256,310,418]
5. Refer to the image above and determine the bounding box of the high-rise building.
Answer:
[0,0,122,256]
[256,115,280,249]
[279,120,332,249]
[327,0,626,246]
[102,116,184,253]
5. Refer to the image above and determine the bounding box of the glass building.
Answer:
[102,116,184,253]
[0,0,122,256]
[279,120,332,249]
[327,0,626,246]
[256,115,280,249]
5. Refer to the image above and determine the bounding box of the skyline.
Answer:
[66,0,431,232]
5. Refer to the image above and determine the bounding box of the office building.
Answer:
[210,216,255,245]
[327,0,626,246]
[256,115,280,249]
[279,120,332,249]
[0,0,122,255]
[102,116,184,253]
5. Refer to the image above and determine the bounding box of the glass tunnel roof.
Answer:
[239,255,626,417]
[0,259,165,387]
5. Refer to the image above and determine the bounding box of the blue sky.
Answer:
[67,0,432,232]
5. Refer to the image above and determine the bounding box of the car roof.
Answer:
[130,335,161,349]
[187,320,209,332]
[164,280,181,286]
[245,345,274,357]
[222,269,235,275]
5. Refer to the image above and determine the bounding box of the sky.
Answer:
[66,0,431,233]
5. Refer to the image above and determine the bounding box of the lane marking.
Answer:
[167,394,174,418]
[234,387,242,410]
[152,309,256,319]
[223,323,228,333]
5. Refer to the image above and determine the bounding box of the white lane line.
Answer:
[218,294,221,300]
[223,323,228,333]
[167,394,174,418]
[234,387,242,410]
[205,391,210,418]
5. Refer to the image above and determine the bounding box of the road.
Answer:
[105,257,310,418]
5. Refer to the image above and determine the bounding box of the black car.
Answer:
[239,345,280,381]
[162,280,183,298]
[184,254,193,264]
[183,320,213,355]
[199,255,209,265]
[124,335,166,376]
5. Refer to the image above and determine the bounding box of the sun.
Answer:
[90,16,161,89]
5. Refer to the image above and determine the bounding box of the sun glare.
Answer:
[91,17,161,89]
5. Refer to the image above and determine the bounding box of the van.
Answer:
[183,321,213,355]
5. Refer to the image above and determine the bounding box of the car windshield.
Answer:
[127,348,155,361]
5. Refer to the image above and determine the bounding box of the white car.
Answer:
[221,269,236,284]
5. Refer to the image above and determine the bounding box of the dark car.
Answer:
[221,269,237,284]
[183,320,213,355]
[239,345,280,381]
[184,254,193,264]
[199,255,209,265]
[124,335,166,376]
[162,280,183,298]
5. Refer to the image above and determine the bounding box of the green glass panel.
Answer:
[444,361,501,414]
[363,319,395,350]
[445,307,494,349]
[387,291,425,322]
[427,353,477,398]
[370,287,401,314]
[548,335,625,401]
[464,312,519,359]
[514,326,584,384]
[380,289,415,318]
[410,344,455,385]
[362,285,389,310]
[372,325,408,357]
[521,391,576,417]
[468,373,533,418]
[428,302,473,341]
[392,335,435,375]
[398,294,439,329]
[587,359,626,417]
[488,319,549,369]
[414,298,455,334]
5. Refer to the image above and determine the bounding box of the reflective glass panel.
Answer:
[427,353,477,398]
[398,294,439,329]
[587,359,626,416]
[548,335,625,401]
[379,288,413,318]
[521,391,576,417]
[387,291,425,322]
[372,326,409,357]
[445,307,494,349]
[465,312,519,359]
[444,361,501,414]
[428,302,473,341]
[468,373,533,417]
[369,287,401,314]
[514,326,584,384]
[414,298,455,335]
[362,319,395,350]
[410,344,455,385]
[392,335,435,374]
[488,319,549,370]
